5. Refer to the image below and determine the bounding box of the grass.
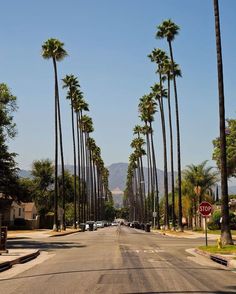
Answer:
[198,245,236,255]
[207,230,236,235]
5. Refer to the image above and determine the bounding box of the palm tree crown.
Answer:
[156,19,180,42]
[42,38,68,61]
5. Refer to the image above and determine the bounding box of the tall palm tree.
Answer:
[162,59,182,228]
[42,38,67,231]
[73,92,89,222]
[213,0,233,244]
[151,83,169,228]
[130,137,146,222]
[79,114,94,221]
[139,95,159,227]
[156,20,183,230]
[62,74,80,228]
[133,125,147,221]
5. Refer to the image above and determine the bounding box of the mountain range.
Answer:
[18,162,176,196]
[18,162,236,196]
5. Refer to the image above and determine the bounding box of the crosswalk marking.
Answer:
[121,249,165,254]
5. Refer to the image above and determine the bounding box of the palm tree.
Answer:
[79,114,94,221]
[162,59,182,228]
[213,0,233,244]
[151,83,169,228]
[156,20,183,230]
[62,74,80,228]
[73,92,89,223]
[133,125,147,221]
[183,161,218,228]
[130,137,146,222]
[138,95,159,227]
[42,38,67,231]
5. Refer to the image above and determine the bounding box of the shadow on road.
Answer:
[6,240,86,251]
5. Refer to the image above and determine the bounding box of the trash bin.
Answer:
[0,226,8,252]
[80,223,86,232]
[145,223,151,232]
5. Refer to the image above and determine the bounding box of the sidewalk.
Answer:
[0,228,81,272]
[7,228,81,239]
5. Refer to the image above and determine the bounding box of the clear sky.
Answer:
[1,1,236,178]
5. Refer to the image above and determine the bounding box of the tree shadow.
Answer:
[6,240,86,251]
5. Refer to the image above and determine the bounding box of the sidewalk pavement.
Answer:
[0,228,81,272]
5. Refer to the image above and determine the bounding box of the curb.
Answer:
[195,248,236,269]
[0,250,40,273]
[49,230,80,237]
[0,261,12,272]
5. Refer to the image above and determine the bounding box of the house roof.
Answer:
[24,202,36,212]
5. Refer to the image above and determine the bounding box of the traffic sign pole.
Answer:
[205,216,208,246]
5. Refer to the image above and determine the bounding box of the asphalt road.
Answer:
[0,226,235,294]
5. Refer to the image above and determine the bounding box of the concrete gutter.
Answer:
[195,248,236,269]
[0,249,40,272]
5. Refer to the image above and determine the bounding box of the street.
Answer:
[0,226,235,294]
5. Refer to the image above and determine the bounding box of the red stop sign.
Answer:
[199,201,212,216]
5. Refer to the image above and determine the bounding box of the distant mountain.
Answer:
[107,162,177,196]
[19,163,236,197]
[18,169,32,178]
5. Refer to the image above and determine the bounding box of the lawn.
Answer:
[198,245,236,255]
[208,230,236,235]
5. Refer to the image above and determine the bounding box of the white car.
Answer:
[85,221,97,231]
[96,221,104,228]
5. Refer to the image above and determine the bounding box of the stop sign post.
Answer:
[199,201,213,246]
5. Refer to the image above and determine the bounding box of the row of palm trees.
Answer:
[41,39,112,231]
[124,2,234,245]
[124,20,183,230]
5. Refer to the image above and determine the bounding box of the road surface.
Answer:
[0,226,235,293]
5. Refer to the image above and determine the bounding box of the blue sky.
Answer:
[1,1,236,179]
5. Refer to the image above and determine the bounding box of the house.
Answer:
[24,203,37,220]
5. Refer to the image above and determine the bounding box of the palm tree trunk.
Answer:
[167,75,176,228]
[213,0,233,244]
[57,84,65,231]
[168,40,183,231]
[146,128,153,222]
[149,122,160,229]
[158,98,169,229]
[76,112,81,223]
[70,100,77,229]
[52,57,58,231]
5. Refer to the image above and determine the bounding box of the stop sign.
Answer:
[199,201,212,216]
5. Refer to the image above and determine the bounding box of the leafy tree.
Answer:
[213,119,236,177]
[0,83,20,201]
[104,201,116,221]
[31,159,54,214]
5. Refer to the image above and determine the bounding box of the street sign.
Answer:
[199,201,212,216]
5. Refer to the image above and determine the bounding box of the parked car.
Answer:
[96,221,104,228]
[85,221,97,231]
[111,221,119,226]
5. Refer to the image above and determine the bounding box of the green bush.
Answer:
[208,210,236,230]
